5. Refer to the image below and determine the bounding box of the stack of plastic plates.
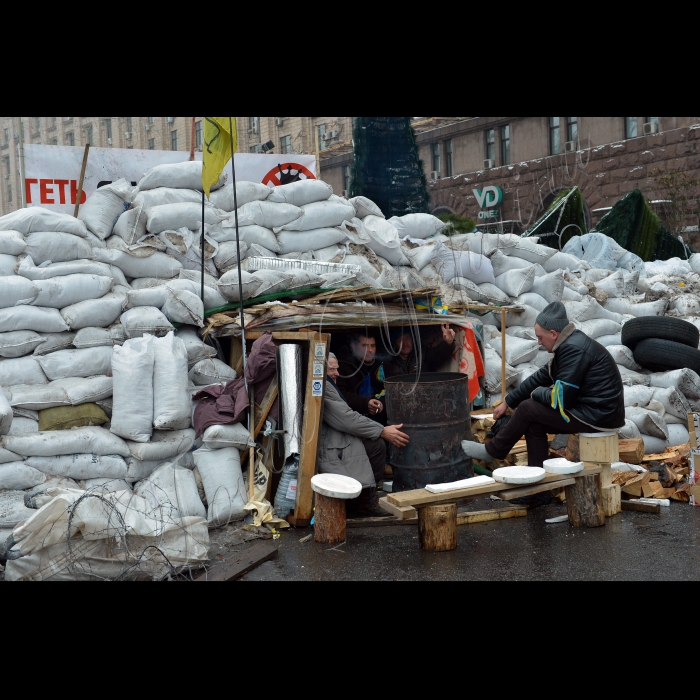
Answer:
[492,467,547,485]
[543,458,585,475]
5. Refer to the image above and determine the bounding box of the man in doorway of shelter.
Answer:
[336,333,387,423]
[384,324,457,380]
[321,354,410,516]
[462,302,625,504]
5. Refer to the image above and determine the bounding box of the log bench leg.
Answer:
[418,504,458,552]
[565,474,606,528]
[602,485,622,518]
[315,494,347,545]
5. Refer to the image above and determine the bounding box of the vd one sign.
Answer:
[23,145,317,216]
[473,186,503,220]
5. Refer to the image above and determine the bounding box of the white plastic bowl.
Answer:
[492,466,547,485]
[543,458,585,475]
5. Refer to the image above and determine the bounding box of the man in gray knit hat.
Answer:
[462,302,625,503]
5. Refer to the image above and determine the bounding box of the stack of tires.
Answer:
[622,318,700,375]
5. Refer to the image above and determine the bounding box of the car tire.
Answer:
[634,338,700,375]
[622,317,699,351]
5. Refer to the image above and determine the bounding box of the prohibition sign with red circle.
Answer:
[262,163,317,186]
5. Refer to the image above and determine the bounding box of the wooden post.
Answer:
[602,484,622,518]
[418,504,458,552]
[580,433,620,517]
[314,494,346,545]
[248,383,255,504]
[565,475,606,528]
[501,309,507,397]
[73,144,90,218]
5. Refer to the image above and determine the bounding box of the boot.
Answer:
[347,488,386,518]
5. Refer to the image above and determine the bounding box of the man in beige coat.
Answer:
[320,354,409,516]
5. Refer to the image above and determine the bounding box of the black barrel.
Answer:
[385,373,473,492]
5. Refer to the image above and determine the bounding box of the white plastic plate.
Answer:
[543,458,585,475]
[492,466,547,485]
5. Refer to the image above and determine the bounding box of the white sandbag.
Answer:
[161,289,204,328]
[489,336,539,367]
[168,280,227,311]
[367,240,410,267]
[618,365,650,387]
[138,161,226,192]
[0,463,46,491]
[650,369,700,400]
[83,478,132,494]
[513,293,549,313]
[0,276,39,309]
[484,347,520,394]
[618,252,645,274]
[146,202,222,235]
[0,389,12,436]
[495,236,556,264]
[285,268,326,291]
[667,424,690,447]
[33,332,75,356]
[132,187,202,210]
[389,214,445,240]
[529,271,565,303]
[251,269,293,296]
[210,224,281,254]
[362,216,400,249]
[5,376,112,411]
[595,334,622,347]
[494,265,537,298]
[624,385,654,407]
[489,250,534,277]
[61,292,125,331]
[213,240,248,272]
[605,298,668,317]
[134,462,204,519]
[18,256,117,282]
[618,419,642,440]
[404,243,437,272]
[31,274,113,309]
[0,357,47,387]
[671,296,700,316]
[176,327,217,368]
[4,426,130,458]
[506,327,537,341]
[595,270,625,298]
[516,363,541,386]
[94,248,182,279]
[0,447,21,464]
[267,180,332,207]
[0,255,18,276]
[131,277,171,290]
[24,232,94,265]
[111,336,155,444]
[0,207,88,237]
[120,307,174,339]
[652,386,690,421]
[26,454,127,480]
[543,252,586,273]
[641,434,668,455]
[202,424,255,451]
[575,318,622,340]
[79,179,133,240]
[124,287,168,310]
[153,333,191,431]
[234,201,303,230]
[113,205,148,245]
[193,446,247,527]
[277,200,355,232]
[562,287,584,302]
[0,231,26,256]
[217,269,262,302]
[625,407,669,441]
[564,233,627,271]
[127,429,196,462]
[189,359,237,387]
[564,296,625,323]
[494,305,540,330]
[396,266,427,290]
[473,283,510,304]
[607,345,642,371]
[432,243,495,285]
[209,182,271,211]
[36,347,113,381]
[276,229,349,256]
[645,257,692,277]
[0,331,44,359]
[351,196,384,219]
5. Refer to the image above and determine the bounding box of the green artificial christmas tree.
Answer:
[350,117,430,218]
[522,187,587,248]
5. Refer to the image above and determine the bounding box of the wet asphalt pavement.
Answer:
[241,498,700,581]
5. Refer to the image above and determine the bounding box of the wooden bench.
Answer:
[381,466,606,552]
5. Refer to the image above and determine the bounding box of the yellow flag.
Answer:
[202,117,238,198]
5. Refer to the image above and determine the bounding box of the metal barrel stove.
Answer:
[385,373,473,492]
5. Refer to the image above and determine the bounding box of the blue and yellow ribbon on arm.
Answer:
[416,296,449,315]
[551,380,580,423]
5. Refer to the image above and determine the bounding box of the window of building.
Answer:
[626,117,638,139]
[344,165,351,194]
[87,125,94,146]
[67,132,74,146]
[149,138,155,150]
[171,130,178,151]
[645,117,660,127]
[106,119,112,141]
[485,129,495,163]
[566,117,578,145]
[280,135,292,154]
[432,143,441,176]
[445,140,453,176]
[549,117,560,155]
[195,120,203,149]
[317,124,327,151]
[501,126,510,165]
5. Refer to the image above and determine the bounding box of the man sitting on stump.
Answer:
[462,302,625,506]
[320,354,410,517]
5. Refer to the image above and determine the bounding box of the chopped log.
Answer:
[622,483,644,498]
[643,481,664,499]
[662,466,678,489]
[622,500,661,514]
[671,491,691,503]
[418,504,458,552]
[619,439,645,464]
[314,494,347,545]
[655,488,676,500]
[565,474,606,528]
[602,485,622,517]
[566,434,580,462]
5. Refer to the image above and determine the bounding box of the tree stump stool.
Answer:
[579,432,621,518]
[418,504,458,552]
[311,474,363,545]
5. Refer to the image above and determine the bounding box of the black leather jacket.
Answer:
[505,325,625,431]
